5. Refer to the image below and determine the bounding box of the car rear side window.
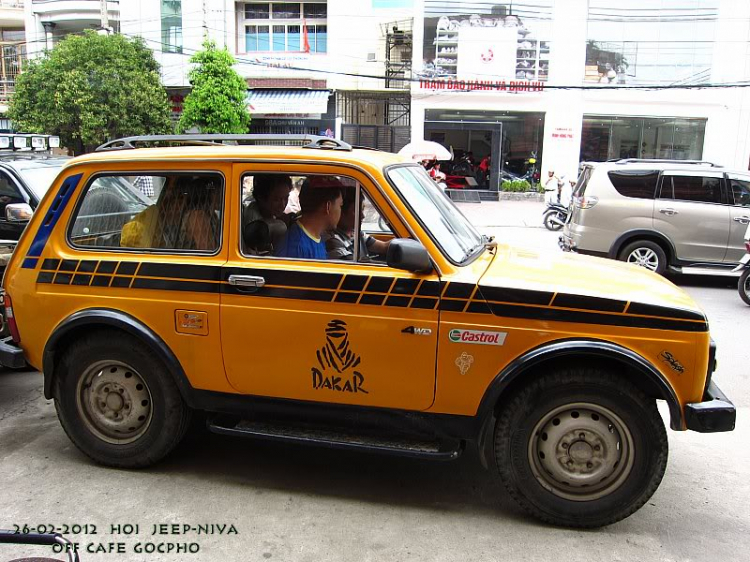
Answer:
[729,179,750,207]
[607,170,659,199]
[69,173,224,253]
[660,175,723,204]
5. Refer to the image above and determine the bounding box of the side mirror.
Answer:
[386,239,433,273]
[5,203,32,222]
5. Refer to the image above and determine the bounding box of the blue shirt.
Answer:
[275,222,327,260]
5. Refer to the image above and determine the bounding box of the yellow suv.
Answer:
[0,135,735,528]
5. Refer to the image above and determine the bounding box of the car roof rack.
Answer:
[95,134,352,152]
[612,158,721,167]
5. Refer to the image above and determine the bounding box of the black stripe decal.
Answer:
[488,303,707,332]
[365,276,394,294]
[37,271,54,284]
[440,299,468,312]
[140,262,221,281]
[417,281,442,297]
[58,259,79,272]
[480,285,554,306]
[443,282,474,299]
[223,285,333,301]
[132,278,221,293]
[552,294,627,313]
[392,278,420,295]
[627,302,706,322]
[41,258,60,271]
[96,261,117,274]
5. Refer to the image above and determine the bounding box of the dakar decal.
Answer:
[659,351,685,374]
[311,319,369,394]
[455,352,474,375]
[448,329,507,346]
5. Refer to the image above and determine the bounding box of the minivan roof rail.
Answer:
[95,134,353,152]
[611,158,721,167]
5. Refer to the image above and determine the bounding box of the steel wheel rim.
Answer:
[76,360,153,445]
[627,247,659,271]
[528,402,635,502]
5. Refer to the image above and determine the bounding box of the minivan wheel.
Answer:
[619,240,667,274]
[739,268,750,306]
[54,333,191,468]
[494,369,668,528]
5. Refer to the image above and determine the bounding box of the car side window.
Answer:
[660,175,723,204]
[69,173,224,252]
[729,179,750,207]
[0,171,25,217]
[239,172,395,264]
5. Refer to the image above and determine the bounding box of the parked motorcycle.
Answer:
[732,222,750,305]
[542,189,569,231]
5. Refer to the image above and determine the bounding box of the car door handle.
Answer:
[733,216,750,224]
[659,208,678,216]
[228,274,265,288]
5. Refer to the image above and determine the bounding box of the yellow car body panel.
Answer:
[2,146,713,427]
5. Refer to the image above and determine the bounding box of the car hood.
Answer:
[475,244,707,327]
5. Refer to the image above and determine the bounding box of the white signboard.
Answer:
[457,27,517,82]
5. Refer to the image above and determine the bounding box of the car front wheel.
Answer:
[494,368,668,528]
[619,240,667,275]
[54,332,191,468]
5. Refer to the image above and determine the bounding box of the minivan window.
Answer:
[660,175,723,204]
[729,178,750,207]
[607,170,659,199]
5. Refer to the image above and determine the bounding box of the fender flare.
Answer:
[476,339,683,462]
[608,229,676,261]
[42,308,194,403]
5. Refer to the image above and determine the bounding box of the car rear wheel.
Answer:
[739,268,750,306]
[494,368,668,528]
[54,332,191,468]
[619,240,667,275]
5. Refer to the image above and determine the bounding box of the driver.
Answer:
[326,187,390,261]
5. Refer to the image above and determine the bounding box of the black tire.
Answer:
[543,210,565,231]
[494,368,668,528]
[619,239,667,275]
[740,268,750,306]
[54,332,191,468]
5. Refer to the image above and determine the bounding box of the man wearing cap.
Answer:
[275,176,343,260]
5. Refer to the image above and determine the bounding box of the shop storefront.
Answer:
[423,108,545,190]
[247,89,336,136]
[581,115,707,162]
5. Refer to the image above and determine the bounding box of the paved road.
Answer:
[1,200,748,562]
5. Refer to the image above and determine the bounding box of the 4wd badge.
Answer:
[449,329,507,346]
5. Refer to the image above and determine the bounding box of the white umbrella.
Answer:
[398,141,452,162]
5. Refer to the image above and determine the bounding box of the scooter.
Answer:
[542,190,569,231]
[731,222,750,306]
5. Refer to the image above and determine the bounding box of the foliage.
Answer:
[9,31,172,155]
[501,179,533,192]
[178,38,250,134]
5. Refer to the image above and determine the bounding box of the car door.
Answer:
[725,174,750,262]
[654,170,729,263]
[220,163,439,410]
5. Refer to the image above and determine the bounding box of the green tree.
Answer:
[9,31,172,155]
[178,38,250,134]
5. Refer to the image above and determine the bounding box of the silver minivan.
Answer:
[560,159,750,274]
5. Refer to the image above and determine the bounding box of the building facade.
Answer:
[13,0,750,187]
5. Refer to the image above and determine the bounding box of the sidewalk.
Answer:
[455,199,547,228]
[454,199,560,252]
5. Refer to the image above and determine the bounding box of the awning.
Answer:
[246,89,331,115]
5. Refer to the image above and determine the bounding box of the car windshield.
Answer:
[11,160,67,199]
[387,165,484,264]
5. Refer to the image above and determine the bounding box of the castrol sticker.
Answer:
[448,329,507,346]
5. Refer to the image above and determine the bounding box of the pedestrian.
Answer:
[132,175,155,199]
